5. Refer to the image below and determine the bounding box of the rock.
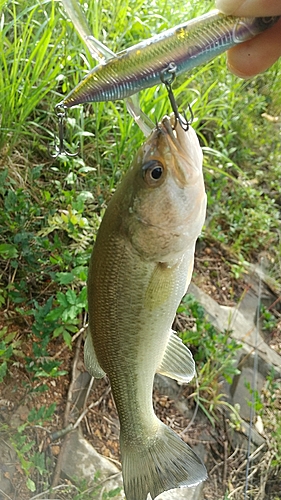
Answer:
[230,365,265,420]
[60,426,206,500]
[154,483,204,500]
[69,370,92,419]
[61,428,124,498]
[188,283,281,374]
[228,418,266,453]
[186,281,279,455]
[247,262,281,301]
[0,439,17,500]
[154,374,181,399]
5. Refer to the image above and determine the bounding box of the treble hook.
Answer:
[160,63,192,132]
[50,106,78,158]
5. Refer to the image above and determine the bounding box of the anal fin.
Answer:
[156,331,195,384]
[84,331,106,379]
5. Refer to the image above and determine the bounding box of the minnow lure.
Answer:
[60,0,155,136]
[60,10,279,108]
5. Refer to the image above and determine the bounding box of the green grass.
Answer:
[0,0,280,496]
[0,1,65,152]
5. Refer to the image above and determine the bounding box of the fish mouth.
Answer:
[159,114,200,186]
[161,114,183,145]
[160,113,193,155]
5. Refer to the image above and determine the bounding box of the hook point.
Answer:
[49,106,78,158]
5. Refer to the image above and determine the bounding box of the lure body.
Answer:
[62,10,279,107]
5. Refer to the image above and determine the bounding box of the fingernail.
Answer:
[227,59,252,79]
[215,0,244,14]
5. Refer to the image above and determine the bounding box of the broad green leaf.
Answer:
[0,243,18,259]
[26,478,36,492]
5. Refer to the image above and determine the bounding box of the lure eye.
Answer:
[142,160,165,186]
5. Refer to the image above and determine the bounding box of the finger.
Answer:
[226,19,281,77]
[216,0,281,16]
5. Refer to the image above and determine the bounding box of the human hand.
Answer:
[215,0,281,77]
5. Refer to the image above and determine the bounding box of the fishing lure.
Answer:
[59,11,279,108]
[59,0,155,137]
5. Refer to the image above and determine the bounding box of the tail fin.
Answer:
[120,420,207,500]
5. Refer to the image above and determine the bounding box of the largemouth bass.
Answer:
[85,115,207,500]
[61,11,279,107]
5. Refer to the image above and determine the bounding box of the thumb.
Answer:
[216,0,281,16]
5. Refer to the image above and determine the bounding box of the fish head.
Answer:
[123,114,207,262]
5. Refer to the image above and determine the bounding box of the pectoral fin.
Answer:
[84,331,106,378]
[184,255,194,296]
[157,331,195,383]
[144,262,176,310]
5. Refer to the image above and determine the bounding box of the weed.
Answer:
[0,1,67,152]
[0,326,23,382]
[178,294,241,423]
[8,405,56,492]
[260,370,281,470]
[70,473,122,499]
[260,304,278,332]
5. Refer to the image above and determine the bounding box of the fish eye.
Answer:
[142,160,165,185]
[150,166,163,180]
